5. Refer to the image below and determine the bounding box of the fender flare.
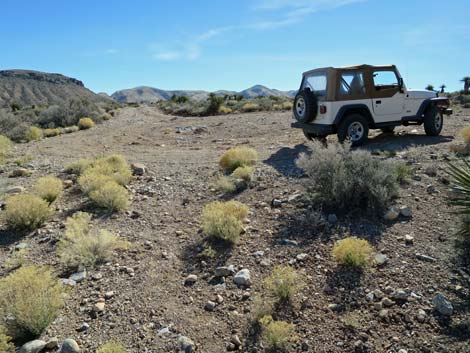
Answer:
[333,104,374,126]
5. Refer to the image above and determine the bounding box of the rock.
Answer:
[384,207,400,221]
[69,269,87,283]
[253,250,264,257]
[405,234,414,245]
[366,292,375,302]
[92,273,103,280]
[424,165,437,177]
[296,253,309,261]
[416,253,437,262]
[77,323,90,332]
[373,289,384,300]
[279,239,298,246]
[15,242,28,250]
[392,289,408,301]
[58,339,80,353]
[328,303,341,312]
[416,309,427,323]
[234,179,248,192]
[426,184,437,194]
[63,180,73,188]
[7,186,25,194]
[398,350,408,353]
[374,253,389,266]
[45,338,59,350]
[231,335,242,348]
[93,302,105,313]
[214,265,236,277]
[60,278,76,287]
[11,168,31,177]
[399,206,412,217]
[104,291,114,299]
[433,293,453,316]
[327,214,338,224]
[184,274,198,285]
[382,297,395,307]
[19,339,47,353]
[204,301,216,311]
[178,336,195,353]
[131,163,147,176]
[233,269,251,287]
[271,198,282,207]
[378,309,389,320]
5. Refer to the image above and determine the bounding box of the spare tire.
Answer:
[293,89,318,123]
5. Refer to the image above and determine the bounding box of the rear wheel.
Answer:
[381,126,395,134]
[337,114,369,147]
[423,106,443,136]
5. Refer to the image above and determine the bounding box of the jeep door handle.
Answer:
[376,100,382,104]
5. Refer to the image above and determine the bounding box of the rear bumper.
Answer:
[291,121,335,135]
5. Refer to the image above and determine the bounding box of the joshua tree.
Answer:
[440,84,446,93]
[461,77,470,94]
[425,84,435,91]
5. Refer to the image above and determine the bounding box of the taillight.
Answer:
[319,105,327,114]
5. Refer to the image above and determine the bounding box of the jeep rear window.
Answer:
[302,72,326,97]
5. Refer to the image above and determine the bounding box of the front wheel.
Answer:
[337,114,369,147]
[423,106,443,136]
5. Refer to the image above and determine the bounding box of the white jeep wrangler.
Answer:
[291,64,452,146]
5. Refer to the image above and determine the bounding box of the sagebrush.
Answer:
[332,237,374,268]
[219,147,258,172]
[0,325,14,353]
[264,266,304,302]
[34,176,64,204]
[260,315,295,350]
[4,194,51,230]
[89,181,130,212]
[25,126,43,141]
[202,201,248,243]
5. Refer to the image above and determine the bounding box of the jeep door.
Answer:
[371,70,405,122]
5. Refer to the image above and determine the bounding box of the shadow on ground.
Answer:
[364,132,454,151]
[263,144,308,177]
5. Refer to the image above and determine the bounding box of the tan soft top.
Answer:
[303,64,396,76]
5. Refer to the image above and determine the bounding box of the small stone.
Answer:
[271,198,282,207]
[216,294,224,304]
[15,242,28,250]
[214,265,236,277]
[11,168,31,177]
[233,269,251,287]
[184,274,198,285]
[392,289,408,301]
[93,302,105,313]
[296,253,309,261]
[58,339,80,353]
[426,184,437,194]
[416,309,427,323]
[279,239,298,246]
[7,186,25,194]
[373,289,384,300]
[327,214,338,224]
[205,301,216,311]
[77,322,90,332]
[104,291,115,299]
[399,206,412,217]
[19,340,46,353]
[382,297,395,307]
[60,278,76,287]
[131,163,147,175]
[398,350,408,353]
[374,253,389,266]
[45,338,59,349]
[378,309,389,320]
[433,293,453,316]
[405,235,414,245]
[92,273,103,280]
[63,180,74,189]
[231,335,242,348]
[328,303,341,311]
[384,207,400,221]
[416,253,437,262]
[69,269,87,283]
[178,336,195,353]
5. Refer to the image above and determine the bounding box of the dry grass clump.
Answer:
[34,176,63,204]
[78,172,114,194]
[202,201,248,243]
[64,125,79,134]
[259,315,296,351]
[25,126,43,141]
[251,295,273,323]
[0,135,12,163]
[218,105,233,114]
[264,266,304,303]
[215,176,237,194]
[97,342,127,353]
[450,126,470,156]
[43,128,61,137]
[219,147,258,172]
[102,113,112,121]
[0,325,14,353]
[332,237,374,268]
[58,212,128,269]
[231,165,253,182]
[241,102,259,112]
[78,117,95,129]
[4,194,51,230]
[0,265,64,339]
[64,158,94,175]
[460,126,470,144]
[296,140,398,215]
[89,181,130,212]
[88,155,132,185]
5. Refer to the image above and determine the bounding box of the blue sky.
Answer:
[1,0,469,94]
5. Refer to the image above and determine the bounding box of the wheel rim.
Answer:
[347,121,365,142]
[296,97,305,117]
[434,111,443,130]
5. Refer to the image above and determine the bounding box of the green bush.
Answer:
[25,126,43,141]
[78,171,114,194]
[202,201,248,243]
[0,266,64,339]
[34,176,64,204]
[264,266,304,302]
[219,147,258,172]
[296,140,399,215]
[89,181,130,212]
[215,176,237,194]
[332,237,374,268]
[4,194,52,230]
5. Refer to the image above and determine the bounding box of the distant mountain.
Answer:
[111,84,295,103]
[0,70,109,108]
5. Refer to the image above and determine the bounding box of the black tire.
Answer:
[303,129,327,142]
[293,89,318,123]
[337,114,369,147]
[381,126,395,134]
[423,106,443,136]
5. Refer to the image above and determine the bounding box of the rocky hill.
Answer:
[111,84,295,103]
[0,70,108,108]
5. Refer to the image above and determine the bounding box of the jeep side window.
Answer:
[339,72,365,96]
[373,71,399,90]
[302,72,326,97]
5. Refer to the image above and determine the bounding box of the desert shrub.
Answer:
[0,325,14,353]
[4,194,51,230]
[251,296,273,323]
[38,99,101,127]
[89,155,132,185]
[447,160,470,237]
[264,266,304,302]
[231,165,253,182]
[14,154,34,167]
[97,342,127,353]
[218,105,232,114]
[64,125,79,133]
[219,147,258,172]
[215,176,237,194]
[206,93,225,115]
[0,265,64,339]
[43,128,61,137]
[260,315,295,350]
[459,126,470,145]
[0,135,12,162]
[332,237,374,268]
[241,102,259,112]
[201,201,249,243]
[102,113,112,121]
[282,101,293,110]
[394,163,413,184]
[64,158,94,175]
[296,140,399,215]
[58,212,128,269]
[78,171,114,194]
[78,117,95,129]
[3,248,29,271]
[34,176,64,204]
[89,181,129,212]
[25,126,43,141]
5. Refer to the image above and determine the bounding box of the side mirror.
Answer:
[398,77,404,92]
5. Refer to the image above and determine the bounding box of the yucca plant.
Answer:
[447,160,470,237]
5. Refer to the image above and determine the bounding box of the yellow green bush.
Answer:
[260,315,295,350]
[89,181,129,212]
[64,158,94,175]
[102,113,112,121]
[241,103,259,112]
[34,176,63,204]
[43,128,61,138]
[4,194,51,230]
[78,171,114,194]
[0,325,14,353]
[282,101,293,110]
[251,295,273,323]
[218,105,232,114]
[25,126,43,141]
[78,117,95,129]
[264,266,304,302]
[460,126,470,145]
[231,165,253,182]
[332,237,374,268]
[89,155,132,186]
[58,212,128,269]
[215,176,237,194]
[97,341,127,353]
[202,201,248,243]
[0,135,12,162]
[0,266,64,339]
[64,125,79,134]
[219,147,258,172]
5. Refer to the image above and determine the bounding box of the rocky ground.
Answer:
[1,105,469,353]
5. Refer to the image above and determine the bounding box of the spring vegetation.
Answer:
[201,201,248,244]
[332,237,374,268]
[215,147,258,194]
[4,194,52,230]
